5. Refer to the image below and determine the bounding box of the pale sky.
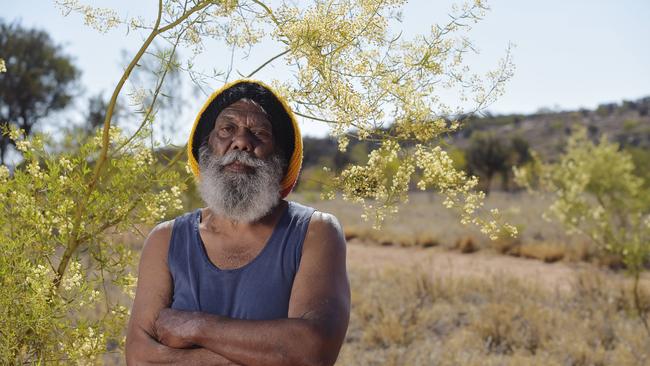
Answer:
[3,0,650,141]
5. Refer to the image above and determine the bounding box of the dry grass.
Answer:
[454,236,479,254]
[344,225,440,248]
[489,235,521,254]
[337,265,650,366]
[293,191,628,269]
[514,242,566,263]
[291,191,574,250]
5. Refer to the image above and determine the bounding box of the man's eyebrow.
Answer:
[216,111,237,119]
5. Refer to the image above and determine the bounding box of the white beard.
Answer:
[198,146,285,223]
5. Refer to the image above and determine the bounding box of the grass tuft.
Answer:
[454,236,479,254]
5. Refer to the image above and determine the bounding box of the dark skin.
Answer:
[125,100,351,366]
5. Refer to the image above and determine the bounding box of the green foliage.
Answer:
[447,147,467,171]
[0,20,80,163]
[623,118,640,131]
[627,147,650,189]
[515,127,650,334]
[464,133,532,193]
[515,127,650,272]
[0,126,185,363]
[465,132,508,193]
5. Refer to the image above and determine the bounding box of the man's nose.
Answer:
[230,128,255,152]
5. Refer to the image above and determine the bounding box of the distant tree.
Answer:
[465,132,508,194]
[0,20,79,163]
[302,137,337,169]
[82,93,127,135]
[85,93,109,132]
[510,135,531,164]
[502,135,531,190]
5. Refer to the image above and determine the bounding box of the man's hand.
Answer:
[154,308,201,349]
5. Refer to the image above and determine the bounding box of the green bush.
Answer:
[0,126,184,363]
[515,127,650,333]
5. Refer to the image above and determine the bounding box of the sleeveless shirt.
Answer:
[168,201,316,320]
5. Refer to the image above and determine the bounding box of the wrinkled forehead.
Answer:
[215,99,271,125]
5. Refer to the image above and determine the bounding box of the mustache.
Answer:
[217,150,266,167]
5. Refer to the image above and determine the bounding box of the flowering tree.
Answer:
[515,127,650,335]
[0,127,185,362]
[1,0,516,362]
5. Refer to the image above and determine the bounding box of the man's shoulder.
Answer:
[287,201,338,226]
[308,210,341,230]
[147,219,175,241]
[142,210,197,254]
[146,210,199,240]
[302,207,345,253]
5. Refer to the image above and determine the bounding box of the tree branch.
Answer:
[245,49,289,78]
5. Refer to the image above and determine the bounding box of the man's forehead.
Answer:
[218,99,269,118]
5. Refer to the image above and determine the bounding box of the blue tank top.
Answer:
[168,201,315,320]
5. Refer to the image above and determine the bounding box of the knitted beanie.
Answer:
[187,79,302,198]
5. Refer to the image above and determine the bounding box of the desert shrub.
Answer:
[515,127,650,333]
[516,127,650,271]
[0,127,184,363]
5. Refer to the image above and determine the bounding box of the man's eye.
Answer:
[253,130,270,137]
[217,126,234,137]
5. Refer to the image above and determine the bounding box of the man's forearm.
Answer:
[189,315,341,366]
[126,328,240,366]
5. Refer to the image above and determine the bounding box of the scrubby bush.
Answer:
[515,127,650,334]
[0,127,184,363]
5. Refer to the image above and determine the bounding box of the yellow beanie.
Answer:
[187,79,302,198]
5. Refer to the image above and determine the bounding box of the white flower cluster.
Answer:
[62,260,83,292]
[56,0,121,33]
[145,186,184,222]
[119,273,137,299]
[134,148,154,168]
[15,140,31,152]
[8,127,22,141]
[59,157,74,172]
[25,264,53,297]
[67,326,105,364]
[0,165,9,182]
[93,125,126,147]
[0,58,6,73]
[27,160,44,179]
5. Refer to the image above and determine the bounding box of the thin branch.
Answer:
[112,17,193,156]
[157,1,212,34]
[225,42,237,82]
[55,0,213,287]
[245,49,290,78]
[293,110,337,124]
[55,0,166,288]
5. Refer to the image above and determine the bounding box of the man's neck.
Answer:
[202,200,287,233]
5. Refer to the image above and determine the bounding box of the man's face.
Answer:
[198,99,285,222]
[208,99,275,171]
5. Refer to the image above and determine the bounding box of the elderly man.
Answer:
[125,80,350,365]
